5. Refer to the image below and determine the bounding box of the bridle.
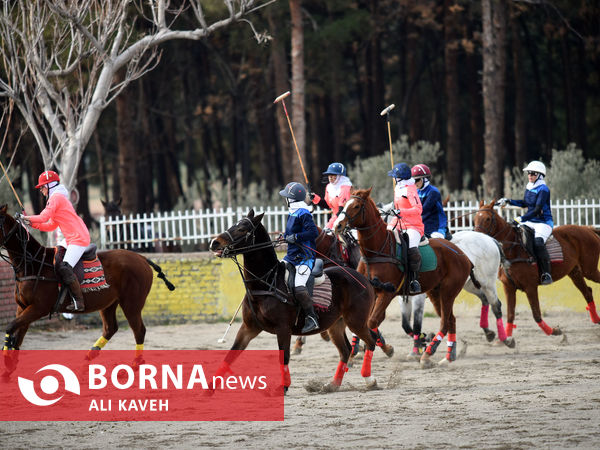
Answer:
[339,195,389,242]
[218,217,262,257]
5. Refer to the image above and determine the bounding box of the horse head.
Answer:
[210,209,266,257]
[101,198,122,218]
[333,188,375,235]
[473,199,507,237]
[0,204,22,249]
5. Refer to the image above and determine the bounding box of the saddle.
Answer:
[518,225,564,263]
[390,230,437,272]
[54,244,110,292]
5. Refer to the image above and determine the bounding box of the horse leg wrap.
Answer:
[506,322,517,337]
[3,333,14,351]
[537,320,554,335]
[92,336,108,351]
[351,335,360,356]
[425,332,445,355]
[215,361,234,379]
[480,305,490,329]
[586,301,600,324]
[135,344,144,358]
[333,361,348,386]
[446,333,457,362]
[280,364,291,388]
[496,318,508,341]
[372,328,385,347]
[360,350,374,378]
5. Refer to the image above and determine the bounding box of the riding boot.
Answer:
[407,247,422,294]
[295,287,320,333]
[57,261,85,312]
[533,237,553,285]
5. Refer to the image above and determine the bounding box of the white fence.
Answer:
[98,199,600,250]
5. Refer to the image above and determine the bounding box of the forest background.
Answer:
[0,0,599,229]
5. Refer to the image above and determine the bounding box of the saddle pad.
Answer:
[546,236,563,263]
[394,243,437,273]
[80,258,110,293]
[312,275,332,311]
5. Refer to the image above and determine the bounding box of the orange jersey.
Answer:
[28,191,90,247]
[388,183,424,235]
[324,184,352,229]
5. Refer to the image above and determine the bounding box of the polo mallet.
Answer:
[380,103,396,172]
[274,91,309,186]
[217,299,244,343]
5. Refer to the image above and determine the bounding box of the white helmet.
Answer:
[523,161,546,176]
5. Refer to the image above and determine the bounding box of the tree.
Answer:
[0,0,272,192]
[481,0,507,197]
[289,0,306,184]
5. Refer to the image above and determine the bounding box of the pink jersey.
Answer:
[324,184,352,229]
[388,183,424,235]
[28,191,90,247]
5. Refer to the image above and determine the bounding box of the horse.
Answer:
[473,199,600,340]
[291,227,394,360]
[209,209,380,393]
[332,188,473,367]
[0,205,175,376]
[401,230,515,359]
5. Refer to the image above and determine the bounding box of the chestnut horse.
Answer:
[209,210,380,392]
[333,188,473,367]
[0,205,175,375]
[474,200,600,339]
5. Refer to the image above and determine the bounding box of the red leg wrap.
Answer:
[586,302,600,324]
[360,350,373,377]
[425,331,445,355]
[280,364,291,387]
[480,305,489,329]
[215,361,233,378]
[496,318,507,341]
[506,322,516,337]
[537,320,553,335]
[333,361,348,386]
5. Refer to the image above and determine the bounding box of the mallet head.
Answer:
[274,91,291,103]
[380,104,396,116]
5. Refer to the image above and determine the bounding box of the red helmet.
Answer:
[35,170,60,189]
[411,164,431,179]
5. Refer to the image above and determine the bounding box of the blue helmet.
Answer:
[279,182,308,202]
[323,162,347,177]
[388,163,412,180]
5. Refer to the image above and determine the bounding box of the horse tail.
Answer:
[469,267,482,290]
[145,258,176,291]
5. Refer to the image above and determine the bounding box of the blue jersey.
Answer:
[283,208,318,266]
[418,183,448,237]
[509,183,553,226]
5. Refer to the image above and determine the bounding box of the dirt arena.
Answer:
[2,301,600,449]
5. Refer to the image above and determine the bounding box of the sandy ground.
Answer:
[2,301,600,449]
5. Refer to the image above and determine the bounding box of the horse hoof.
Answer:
[438,358,450,366]
[484,328,496,342]
[347,355,355,368]
[503,337,516,348]
[382,344,394,358]
[321,382,340,393]
[552,326,562,336]
[406,350,421,361]
[420,354,435,369]
[292,346,302,356]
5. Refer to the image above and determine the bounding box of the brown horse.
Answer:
[209,210,380,393]
[332,188,473,367]
[473,200,600,339]
[0,205,175,375]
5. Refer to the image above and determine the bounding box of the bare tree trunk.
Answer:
[290,0,307,185]
[444,0,461,191]
[511,6,527,169]
[116,78,138,215]
[481,0,507,198]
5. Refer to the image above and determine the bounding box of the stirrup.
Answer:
[301,316,319,334]
[66,299,85,312]
[540,273,552,285]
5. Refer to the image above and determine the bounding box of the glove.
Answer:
[285,234,297,244]
[512,216,522,226]
[497,198,509,207]
[380,202,394,213]
[430,231,445,239]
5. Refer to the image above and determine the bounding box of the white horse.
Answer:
[402,231,516,358]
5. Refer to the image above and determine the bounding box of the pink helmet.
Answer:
[35,170,60,189]
[411,164,431,180]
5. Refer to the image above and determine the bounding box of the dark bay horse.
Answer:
[209,210,380,392]
[332,188,473,367]
[474,200,600,340]
[0,205,175,375]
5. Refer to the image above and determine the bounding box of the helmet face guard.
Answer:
[35,170,60,189]
[279,182,308,203]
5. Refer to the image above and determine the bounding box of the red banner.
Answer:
[0,350,283,421]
